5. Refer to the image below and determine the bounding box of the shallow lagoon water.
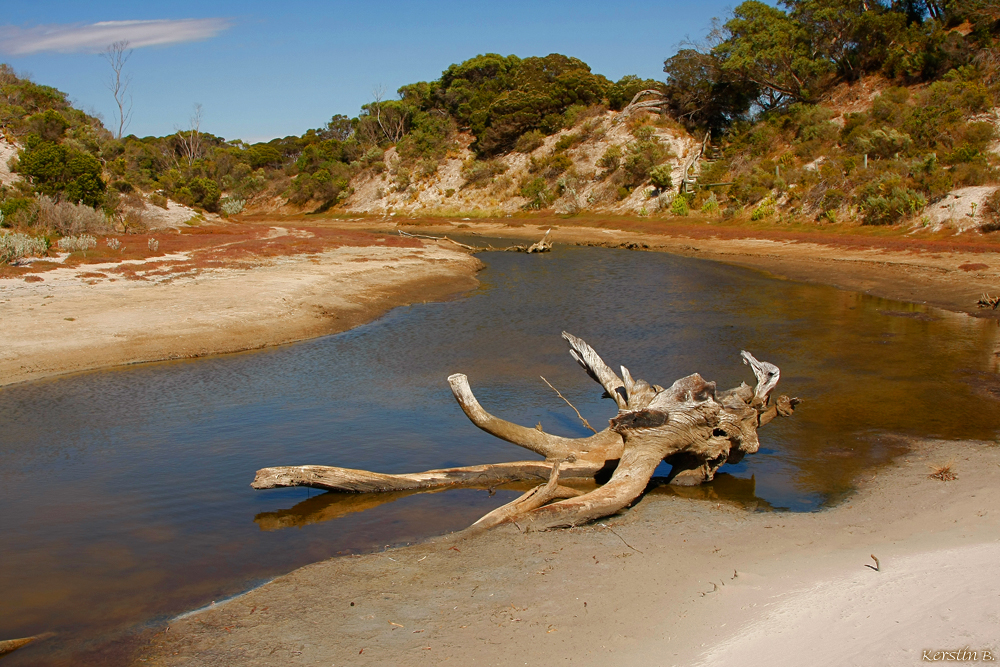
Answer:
[2,244,999,665]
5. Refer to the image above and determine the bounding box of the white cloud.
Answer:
[0,18,230,55]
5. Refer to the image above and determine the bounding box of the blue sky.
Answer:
[1,1,738,143]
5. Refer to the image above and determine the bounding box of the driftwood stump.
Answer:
[253,333,798,530]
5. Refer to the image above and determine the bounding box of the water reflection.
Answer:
[1,244,998,666]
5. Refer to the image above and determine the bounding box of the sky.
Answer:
[1,1,739,143]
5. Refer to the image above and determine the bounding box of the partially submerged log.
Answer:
[253,332,798,530]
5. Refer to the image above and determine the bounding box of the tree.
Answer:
[663,49,757,131]
[320,114,354,141]
[101,40,133,140]
[714,0,836,105]
[178,104,203,166]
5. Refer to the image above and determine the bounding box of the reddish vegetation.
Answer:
[959,263,989,272]
[2,224,422,281]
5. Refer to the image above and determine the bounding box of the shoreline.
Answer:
[141,436,1000,666]
[0,241,482,388]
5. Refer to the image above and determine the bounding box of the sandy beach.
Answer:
[0,233,482,387]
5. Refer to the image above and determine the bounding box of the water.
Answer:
[2,245,998,665]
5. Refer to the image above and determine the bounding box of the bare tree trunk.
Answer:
[179,104,203,166]
[101,40,133,139]
[252,332,798,531]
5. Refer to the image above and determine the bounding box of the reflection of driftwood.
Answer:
[397,229,552,253]
[255,488,442,531]
[0,633,55,657]
[978,293,1000,309]
[254,332,797,531]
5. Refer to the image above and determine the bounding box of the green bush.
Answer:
[750,197,776,221]
[553,133,582,152]
[701,192,720,214]
[649,164,673,190]
[514,130,545,153]
[519,177,552,209]
[670,195,690,216]
[461,159,508,188]
[857,176,926,225]
[15,134,106,207]
[598,145,622,172]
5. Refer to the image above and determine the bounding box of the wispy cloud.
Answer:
[0,18,231,55]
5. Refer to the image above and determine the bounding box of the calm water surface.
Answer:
[2,245,999,665]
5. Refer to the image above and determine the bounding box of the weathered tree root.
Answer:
[252,332,798,530]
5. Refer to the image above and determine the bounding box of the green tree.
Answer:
[15,134,106,207]
[663,49,757,131]
[715,0,836,105]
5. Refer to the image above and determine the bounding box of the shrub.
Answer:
[598,145,622,172]
[859,188,926,225]
[36,196,109,235]
[394,168,411,192]
[553,133,582,152]
[751,197,776,221]
[519,177,551,209]
[649,164,673,190]
[0,232,48,264]
[56,234,97,253]
[701,192,720,214]
[148,193,168,209]
[515,130,545,154]
[462,159,508,188]
[221,197,245,216]
[670,195,690,216]
[15,134,106,207]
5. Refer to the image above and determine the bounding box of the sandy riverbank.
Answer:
[0,238,481,387]
[140,437,1000,666]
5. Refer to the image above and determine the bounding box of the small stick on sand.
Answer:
[870,554,880,572]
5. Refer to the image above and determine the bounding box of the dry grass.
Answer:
[928,462,957,482]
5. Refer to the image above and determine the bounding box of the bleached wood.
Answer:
[252,333,798,531]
